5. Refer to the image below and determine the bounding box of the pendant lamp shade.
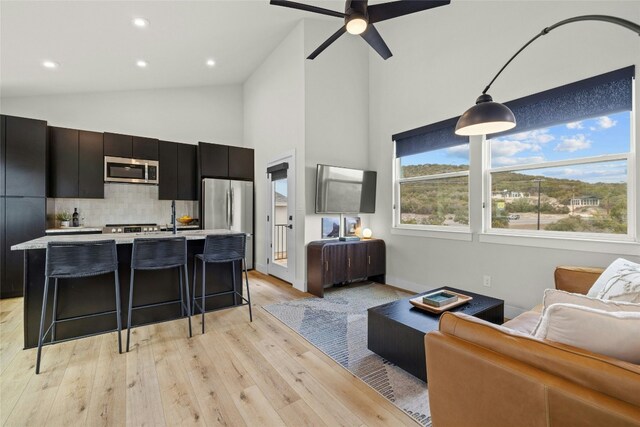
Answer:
[455,94,516,136]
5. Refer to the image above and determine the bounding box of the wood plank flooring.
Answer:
[0,272,418,427]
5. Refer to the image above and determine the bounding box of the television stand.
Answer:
[306,239,386,298]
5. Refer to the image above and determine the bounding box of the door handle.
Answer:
[325,261,329,272]
[368,255,371,264]
[348,258,351,268]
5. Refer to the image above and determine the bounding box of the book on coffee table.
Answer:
[422,291,458,307]
[410,290,473,314]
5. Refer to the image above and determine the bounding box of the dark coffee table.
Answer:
[367,286,504,382]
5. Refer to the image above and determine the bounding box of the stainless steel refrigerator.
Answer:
[202,178,254,269]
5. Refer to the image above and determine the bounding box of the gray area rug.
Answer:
[263,282,430,426]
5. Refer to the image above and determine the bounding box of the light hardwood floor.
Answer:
[0,272,418,427]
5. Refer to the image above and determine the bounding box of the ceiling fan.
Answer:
[270,0,451,60]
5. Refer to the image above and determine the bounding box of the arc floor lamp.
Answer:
[454,15,640,136]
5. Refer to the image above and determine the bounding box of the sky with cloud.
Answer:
[401,111,630,184]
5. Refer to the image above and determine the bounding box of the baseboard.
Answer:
[255,263,267,275]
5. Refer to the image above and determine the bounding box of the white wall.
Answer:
[303,19,371,242]
[244,21,306,288]
[368,0,640,316]
[0,84,244,145]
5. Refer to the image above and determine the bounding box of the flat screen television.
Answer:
[315,164,377,214]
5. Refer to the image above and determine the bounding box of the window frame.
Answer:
[392,143,471,233]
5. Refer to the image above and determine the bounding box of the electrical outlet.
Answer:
[483,275,491,287]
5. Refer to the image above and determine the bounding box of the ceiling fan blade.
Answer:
[270,0,345,18]
[367,0,450,23]
[360,24,392,60]
[307,26,347,60]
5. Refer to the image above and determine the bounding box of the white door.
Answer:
[266,153,295,284]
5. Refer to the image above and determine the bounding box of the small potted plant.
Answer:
[56,211,72,228]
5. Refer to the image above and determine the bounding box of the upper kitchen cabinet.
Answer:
[132,136,159,160]
[49,127,103,198]
[198,142,254,181]
[158,141,178,200]
[159,141,197,201]
[199,142,228,178]
[228,146,254,180]
[78,131,104,198]
[4,115,47,197]
[104,132,132,158]
[177,144,197,200]
[49,127,79,198]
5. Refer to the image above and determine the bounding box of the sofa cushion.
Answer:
[587,258,640,303]
[503,310,541,335]
[534,303,640,364]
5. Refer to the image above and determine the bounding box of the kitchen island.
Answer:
[12,229,246,348]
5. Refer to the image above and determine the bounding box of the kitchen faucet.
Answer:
[171,200,177,235]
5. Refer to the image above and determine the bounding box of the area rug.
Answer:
[263,282,431,426]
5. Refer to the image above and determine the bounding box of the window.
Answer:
[392,66,636,244]
[485,66,635,240]
[393,117,470,229]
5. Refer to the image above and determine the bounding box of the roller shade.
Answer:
[393,116,466,158]
[267,162,288,181]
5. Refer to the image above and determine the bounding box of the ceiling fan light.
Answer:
[455,94,516,136]
[346,16,368,35]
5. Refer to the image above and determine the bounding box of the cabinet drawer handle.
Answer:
[348,258,351,268]
[325,261,328,272]
[368,255,371,264]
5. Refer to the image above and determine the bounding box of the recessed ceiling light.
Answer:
[136,60,148,68]
[42,60,59,69]
[206,59,216,67]
[133,17,149,28]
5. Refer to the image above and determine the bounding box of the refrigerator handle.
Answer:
[226,190,231,228]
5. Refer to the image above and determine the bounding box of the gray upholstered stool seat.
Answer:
[126,236,192,351]
[192,233,252,333]
[36,240,122,374]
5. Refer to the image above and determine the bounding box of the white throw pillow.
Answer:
[534,303,640,364]
[587,258,640,303]
[532,288,640,336]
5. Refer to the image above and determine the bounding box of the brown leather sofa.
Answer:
[425,266,640,427]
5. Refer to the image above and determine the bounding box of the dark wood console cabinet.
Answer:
[307,239,386,297]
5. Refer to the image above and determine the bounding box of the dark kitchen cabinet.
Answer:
[78,131,104,198]
[104,132,132,158]
[199,142,229,178]
[5,116,47,197]
[4,197,46,298]
[366,240,386,277]
[228,146,255,180]
[159,142,197,201]
[158,141,178,200]
[132,136,158,160]
[177,144,197,200]
[49,127,79,198]
[0,116,5,196]
[0,197,5,293]
[307,239,386,297]
[49,127,103,198]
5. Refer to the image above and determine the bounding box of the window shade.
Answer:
[267,162,288,181]
[393,116,467,158]
[493,65,634,138]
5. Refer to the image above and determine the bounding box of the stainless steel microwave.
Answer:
[104,156,159,184]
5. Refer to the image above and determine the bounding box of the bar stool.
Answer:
[126,236,192,351]
[192,233,252,333]
[36,240,121,374]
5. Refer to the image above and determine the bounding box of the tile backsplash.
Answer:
[50,183,198,227]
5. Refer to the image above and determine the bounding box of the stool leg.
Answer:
[51,278,59,342]
[243,258,252,322]
[114,269,123,354]
[179,266,185,317]
[183,264,192,338]
[36,277,51,374]
[191,257,197,319]
[126,269,135,352]
[231,260,237,307]
[201,259,206,334]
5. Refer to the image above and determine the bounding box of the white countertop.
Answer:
[12,229,237,251]
[45,226,103,234]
